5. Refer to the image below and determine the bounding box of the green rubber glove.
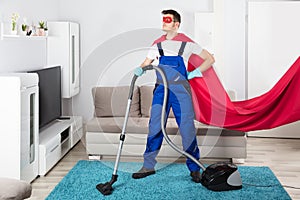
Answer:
[187,68,202,80]
[134,67,145,77]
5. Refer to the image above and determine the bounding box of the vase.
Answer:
[20,31,27,36]
[11,30,17,35]
[37,28,45,36]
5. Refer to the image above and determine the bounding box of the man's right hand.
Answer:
[134,67,144,77]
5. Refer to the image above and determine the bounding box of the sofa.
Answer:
[0,178,32,200]
[85,85,247,163]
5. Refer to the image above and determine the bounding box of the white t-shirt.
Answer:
[147,40,203,67]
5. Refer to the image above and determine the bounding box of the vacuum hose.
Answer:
[149,65,206,171]
[139,65,242,192]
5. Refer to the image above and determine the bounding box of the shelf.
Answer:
[2,35,47,40]
[38,116,82,176]
[39,118,73,145]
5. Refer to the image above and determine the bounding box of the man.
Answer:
[132,9,214,183]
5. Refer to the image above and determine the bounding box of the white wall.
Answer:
[194,0,246,100]
[0,38,47,72]
[57,0,213,63]
[0,0,59,25]
[223,0,246,99]
[248,1,300,98]
[0,0,59,72]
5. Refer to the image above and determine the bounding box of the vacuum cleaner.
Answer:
[96,65,242,195]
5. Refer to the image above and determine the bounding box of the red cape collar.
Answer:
[152,33,194,45]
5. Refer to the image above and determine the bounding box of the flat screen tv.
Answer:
[29,66,62,129]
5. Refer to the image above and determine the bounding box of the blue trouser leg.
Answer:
[143,84,200,172]
[143,86,171,169]
[169,84,200,172]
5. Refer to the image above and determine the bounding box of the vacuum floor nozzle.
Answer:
[201,162,242,191]
[96,182,113,195]
[96,174,118,195]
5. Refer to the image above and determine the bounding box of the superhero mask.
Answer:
[163,16,174,23]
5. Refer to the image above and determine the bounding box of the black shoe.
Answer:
[190,171,201,183]
[132,167,155,179]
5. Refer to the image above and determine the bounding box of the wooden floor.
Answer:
[28,137,300,200]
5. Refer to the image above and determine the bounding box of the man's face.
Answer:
[162,14,179,32]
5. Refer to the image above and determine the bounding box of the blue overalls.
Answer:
[143,42,200,172]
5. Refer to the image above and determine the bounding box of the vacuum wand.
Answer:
[96,65,155,195]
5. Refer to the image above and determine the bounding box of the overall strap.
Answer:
[178,42,187,56]
[157,42,164,56]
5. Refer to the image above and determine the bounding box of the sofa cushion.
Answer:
[86,117,123,133]
[92,86,140,117]
[140,85,175,118]
[0,178,32,200]
[86,117,245,137]
[140,119,244,137]
[125,117,179,134]
[86,117,179,135]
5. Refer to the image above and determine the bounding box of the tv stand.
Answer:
[57,116,71,120]
[38,116,82,176]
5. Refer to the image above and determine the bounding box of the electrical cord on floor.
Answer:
[243,183,300,190]
[243,183,281,188]
[282,185,300,190]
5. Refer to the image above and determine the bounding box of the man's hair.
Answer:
[161,9,181,23]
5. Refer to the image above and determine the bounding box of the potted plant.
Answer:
[11,13,19,35]
[20,24,27,36]
[38,20,46,36]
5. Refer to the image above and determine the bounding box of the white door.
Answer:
[21,85,39,182]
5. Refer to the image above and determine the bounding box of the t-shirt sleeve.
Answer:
[183,42,203,62]
[189,42,203,54]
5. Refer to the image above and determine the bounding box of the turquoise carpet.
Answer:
[46,160,291,200]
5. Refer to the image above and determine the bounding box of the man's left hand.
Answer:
[187,68,202,80]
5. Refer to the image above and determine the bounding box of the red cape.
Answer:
[153,34,300,132]
[152,33,194,45]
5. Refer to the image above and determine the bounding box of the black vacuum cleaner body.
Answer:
[96,65,242,195]
[201,162,242,191]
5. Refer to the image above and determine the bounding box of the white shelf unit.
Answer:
[39,116,82,176]
[0,73,39,182]
[47,22,80,98]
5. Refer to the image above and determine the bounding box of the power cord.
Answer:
[282,185,300,190]
[243,183,300,190]
[243,183,281,188]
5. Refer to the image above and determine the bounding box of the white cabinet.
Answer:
[0,22,3,40]
[0,73,39,182]
[39,116,82,175]
[47,22,80,98]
